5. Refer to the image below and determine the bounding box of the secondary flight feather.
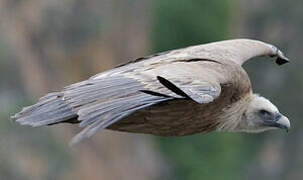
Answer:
[12,39,291,145]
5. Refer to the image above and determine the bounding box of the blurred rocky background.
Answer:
[0,0,302,179]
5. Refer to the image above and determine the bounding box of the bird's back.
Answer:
[108,60,252,136]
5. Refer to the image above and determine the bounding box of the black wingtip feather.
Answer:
[140,90,171,98]
[156,76,190,98]
[276,57,289,65]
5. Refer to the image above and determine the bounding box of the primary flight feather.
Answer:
[12,39,291,145]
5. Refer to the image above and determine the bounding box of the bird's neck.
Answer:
[216,93,253,132]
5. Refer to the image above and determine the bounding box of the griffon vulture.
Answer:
[12,39,290,145]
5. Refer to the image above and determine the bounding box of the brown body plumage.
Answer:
[12,39,291,145]
[109,59,251,135]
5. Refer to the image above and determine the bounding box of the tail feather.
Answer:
[12,92,77,127]
[12,75,176,145]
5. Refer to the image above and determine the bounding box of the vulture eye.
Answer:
[259,109,271,118]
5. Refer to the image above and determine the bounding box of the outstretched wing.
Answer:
[67,61,222,144]
[13,59,223,145]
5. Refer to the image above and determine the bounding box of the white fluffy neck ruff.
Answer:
[216,94,253,131]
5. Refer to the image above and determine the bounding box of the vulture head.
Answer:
[238,95,290,133]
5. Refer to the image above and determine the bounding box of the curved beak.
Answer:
[275,115,291,132]
[263,112,291,132]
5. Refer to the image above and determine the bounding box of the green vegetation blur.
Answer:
[151,0,232,52]
[151,1,258,179]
